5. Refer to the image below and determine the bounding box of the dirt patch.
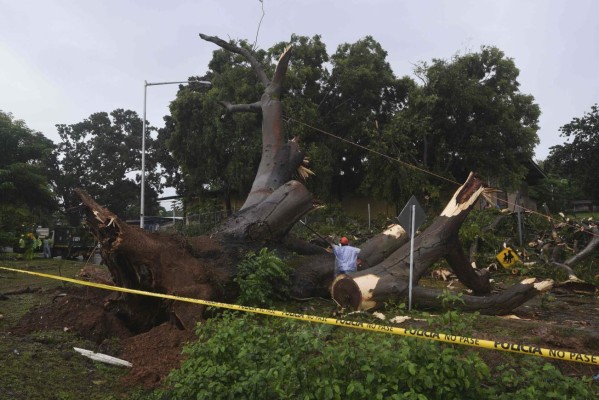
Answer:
[120,323,194,389]
[10,285,196,389]
[13,286,132,343]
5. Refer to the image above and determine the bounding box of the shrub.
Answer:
[147,312,595,400]
[234,248,292,307]
[155,313,488,399]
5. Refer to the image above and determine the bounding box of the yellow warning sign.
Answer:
[497,247,519,268]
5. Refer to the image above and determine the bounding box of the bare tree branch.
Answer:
[271,45,293,89]
[252,0,265,51]
[219,101,262,114]
[564,226,599,267]
[199,33,270,86]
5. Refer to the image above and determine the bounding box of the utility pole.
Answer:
[140,80,211,228]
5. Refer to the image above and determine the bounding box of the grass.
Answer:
[0,258,87,324]
[0,255,130,400]
[2,224,598,399]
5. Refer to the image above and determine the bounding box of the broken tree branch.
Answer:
[219,101,263,114]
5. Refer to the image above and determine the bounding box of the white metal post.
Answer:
[408,204,416,311]
[139,80,211,229]
[140,81,148,228]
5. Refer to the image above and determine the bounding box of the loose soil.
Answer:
[1,258,598,395]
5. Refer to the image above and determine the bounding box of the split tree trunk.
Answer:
[331,173,553,314]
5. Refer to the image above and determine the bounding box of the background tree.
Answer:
[52,109,161,220]
[544,104,599,204]
[167,41,540,216]
[0,111,56,245]
[388,46,540,198]
[316,36,412,202]
[167,55,264,214]
[528,172,580,213]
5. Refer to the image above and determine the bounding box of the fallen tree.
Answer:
[71,34,561,332]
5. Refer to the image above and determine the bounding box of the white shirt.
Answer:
[333,244,361,276]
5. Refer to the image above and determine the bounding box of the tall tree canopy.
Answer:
[167,39,540,212]
[0,111,56,244]
[388,47,540,192]
[52,109,161,219]
[167,70,262,213]
[544,104,599,203]
[312,36,413,202]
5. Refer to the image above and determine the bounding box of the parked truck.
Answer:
[50,226,97,259]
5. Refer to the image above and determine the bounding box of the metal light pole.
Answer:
[140,80,211,229]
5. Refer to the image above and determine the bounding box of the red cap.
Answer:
[340,237,349,245]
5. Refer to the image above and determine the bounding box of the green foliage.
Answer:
[148,312,594,400]
[438,289,465,311]
[433,289,481,335]
[52,109,160,219]
[234,248,292,307]
[318,37,413,202]
[0,111,57,245]
[487,356,595,399]
[156,312,490,399]
[459,209,504,251]
[545,104,599,204]
[391,46,540,190]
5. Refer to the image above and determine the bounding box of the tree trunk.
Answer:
[411,278,553,315]
[199,34,313,241]
[358,224,409,268]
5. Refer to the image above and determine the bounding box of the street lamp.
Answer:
[140,79,211,229]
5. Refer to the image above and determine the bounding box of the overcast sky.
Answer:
[2,0,598,164]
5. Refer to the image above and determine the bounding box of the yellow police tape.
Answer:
[2,265,598,366]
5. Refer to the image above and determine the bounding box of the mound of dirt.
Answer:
[120,323,194,388]
[13,286,132,342]
[13,285,194,389]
